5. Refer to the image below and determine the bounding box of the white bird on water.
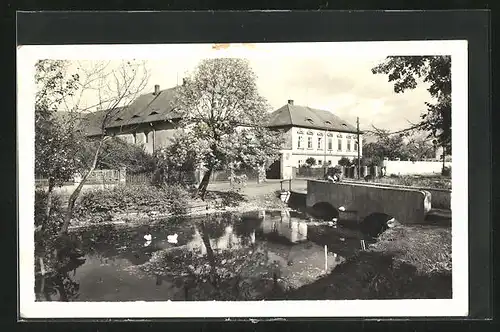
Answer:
[167,234,178,244]
[338,206,346,212]
[144,234,152,241]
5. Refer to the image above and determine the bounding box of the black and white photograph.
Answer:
[18,41,468,318]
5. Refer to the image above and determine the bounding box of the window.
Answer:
[328,160,332,166]
[297,135,303,148]
[327,138,333,150]
[133,133,137,144]
[307,137,313,149]
[298,160,303,167]
[354,140,358,151]
[145,132,149,144]
[337,138,342,151]
[318,160,322,165]
[347,138,351,151]
[317,137,322,149]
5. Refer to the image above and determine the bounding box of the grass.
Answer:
[369,225,452,275]
[369,175,451,190]
[271,224,452,300]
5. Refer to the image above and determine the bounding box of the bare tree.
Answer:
[59,60,150,235]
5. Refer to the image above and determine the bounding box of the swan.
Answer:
[167,234,178,244]
[338,206,346,212]
[144,234,152,241]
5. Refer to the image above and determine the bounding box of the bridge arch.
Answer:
[309,202,339,221]
[360,212,398,239]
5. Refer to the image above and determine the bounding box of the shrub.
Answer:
[441,166,452,177]
[35,190,65,238]
[74,184,190,222]
[338,157,351,167]
[305,157,317,167]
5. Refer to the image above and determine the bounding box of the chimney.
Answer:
[288,99,294,105]
[154,84,160,95]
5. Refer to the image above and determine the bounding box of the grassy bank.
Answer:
[274,225,452,300]
[65,181,287,228]
[369,175,451,190]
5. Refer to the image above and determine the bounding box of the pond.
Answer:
[35,209,369,302]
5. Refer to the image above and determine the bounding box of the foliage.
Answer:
[35,190,65,247]
[35,60,84,187]
[337,157,351,167]
[370,175,451,190]
[153,131,207,186]
[174,58,284,197]
[74,184,190,221]
[305,157,317,167]
[441,166,452,177]
[80,137,156,174]
[372,56,451,151]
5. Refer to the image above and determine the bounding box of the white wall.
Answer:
[383,160,451,176]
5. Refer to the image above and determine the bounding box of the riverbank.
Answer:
[273,224,452,300]
[68,182,288,230]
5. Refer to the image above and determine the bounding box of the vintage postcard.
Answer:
[18,41,468,318]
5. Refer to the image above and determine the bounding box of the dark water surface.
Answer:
[35,210,367,301]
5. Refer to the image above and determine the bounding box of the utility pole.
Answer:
[357,117,361,179]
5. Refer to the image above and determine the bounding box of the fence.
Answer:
[126,172,153,185]
[210,168,260,183]
[84,169,123,185]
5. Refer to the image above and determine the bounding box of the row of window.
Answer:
[297,135,358,152]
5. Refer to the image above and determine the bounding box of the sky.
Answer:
[62,43,434,132]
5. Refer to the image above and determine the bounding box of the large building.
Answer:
[80,85,362,179]
[266,100,362,179]
[80,84,182,154]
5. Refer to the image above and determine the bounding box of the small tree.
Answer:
[305,157,317,167]
[153,130,208,186]
[337,157,351,167]
[58,60,149,235]
[35,60,83,231]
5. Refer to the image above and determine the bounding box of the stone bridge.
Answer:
[306,180,433,224]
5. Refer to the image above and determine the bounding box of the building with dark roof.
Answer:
[80,86,362,179]
[81,84,183,153]
[266,100,362,179]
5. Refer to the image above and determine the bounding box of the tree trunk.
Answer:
[39,179,56,235]
[199,221,218,286]
[59,138,105,236]
[54,275,68,302]
[197,167,213,200]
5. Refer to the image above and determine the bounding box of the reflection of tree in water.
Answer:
[138,213,281,301]
[35,235,86,302]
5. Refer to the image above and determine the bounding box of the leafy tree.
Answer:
[153,130,208,185]
[371,56,451,154]
[337,157,352,167]
[305,157,317,167]
[174,58,283,199]
[35,60,83,233]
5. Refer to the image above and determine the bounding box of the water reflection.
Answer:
[35,210,352,302]
[259,209,308,244]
